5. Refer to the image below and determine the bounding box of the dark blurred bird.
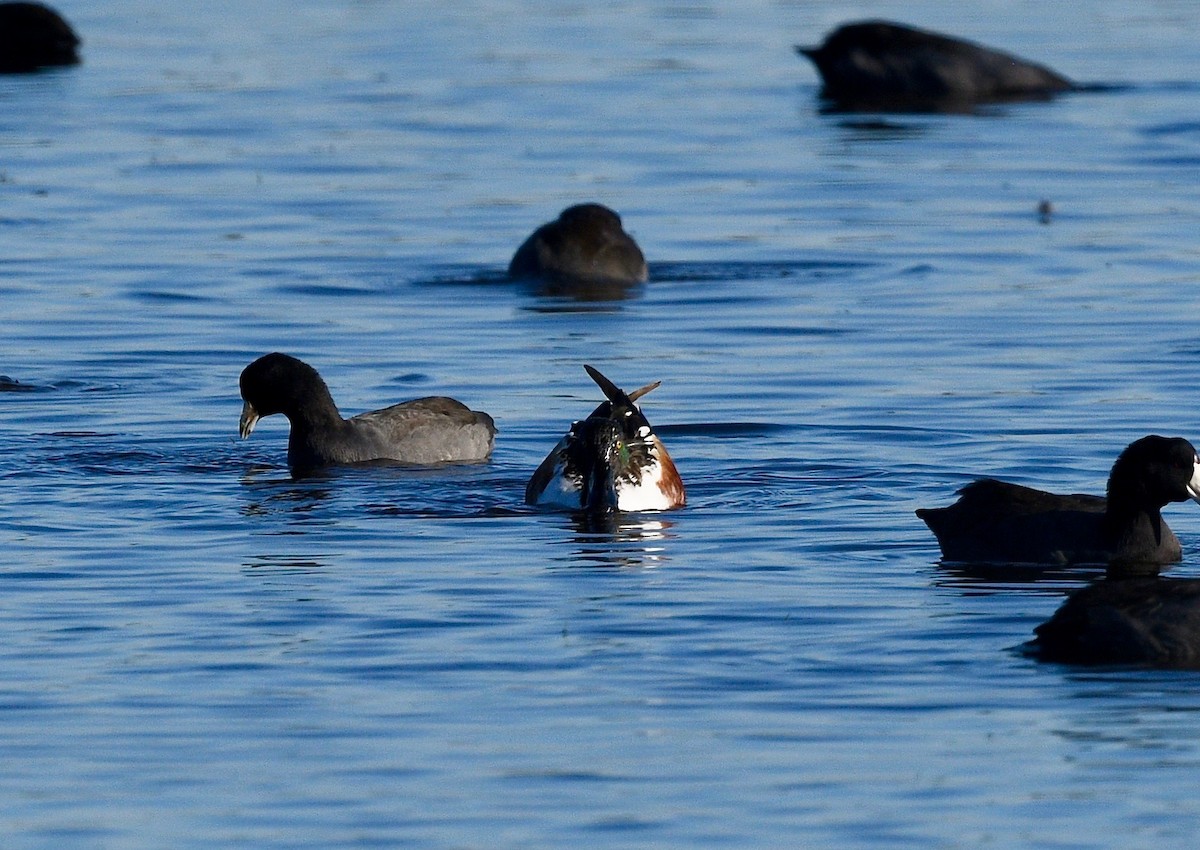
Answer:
[797,20,1075,112]
[509,204,648,285]
[0,2,80,73]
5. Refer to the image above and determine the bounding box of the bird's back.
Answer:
[916,479,1107,564]
[342,397,496,465]
[1033,578,1200,668]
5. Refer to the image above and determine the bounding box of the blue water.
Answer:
[4,1,1200,846]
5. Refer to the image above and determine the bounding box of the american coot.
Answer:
[525,365,685,512]
[796,20,1075,112]
[1030,576,1200,669]
[238,353,495,473]
[917,436,1200,567]
[509,204,649,285]
[0,2,80,73]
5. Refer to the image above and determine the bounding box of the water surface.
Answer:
[3,1,1200,847]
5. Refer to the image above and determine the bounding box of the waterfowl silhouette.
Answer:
[1030,576,1200,668]
[796,20,1075,112]
[509,204,648,285]
[917,436,1200,567]
[0,2,80,73]
[238,353,495,473]
[526,365,685,512]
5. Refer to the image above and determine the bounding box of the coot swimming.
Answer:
[238,353,495,474]
[917,436,1200,566]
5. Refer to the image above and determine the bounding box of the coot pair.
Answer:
[920,438,1200,669]
[238,354,684,512]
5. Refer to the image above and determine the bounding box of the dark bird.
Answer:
[526,365,685,512]
[0,2,80,73]
[917,436,1200,567]
[509,204,648,285]
[1030,576,1200,669]
[238,353,495,474]
[796,20,1075,112]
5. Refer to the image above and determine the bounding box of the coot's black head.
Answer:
[1107,435,1200,510]
[804,21,930,56]
[238,353,335,437]
[555,203,624,232]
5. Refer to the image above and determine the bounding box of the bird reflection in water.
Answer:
[551,512,677,569]
[239,468,336,523]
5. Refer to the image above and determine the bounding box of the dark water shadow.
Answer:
[931,549,1183,595]
[419,266,642,306]
[650,259,874,283]
[241,554,330,574]
[417,259,876,301]
[12,433,259,480]
[1131,81,1200,95]
[933,559,1107,593]
[270,281,381,298]
[238,461,522,520]
[238,469,338,521]
[827,117,933,140]
[515,274,645,304]
[1142,119,1200,138]
[0,375,35,392]
[418,267,509,288]
[0,377,108,394]
[128,289,218,304]
[810,81,1129,117]
[41,447,173,477]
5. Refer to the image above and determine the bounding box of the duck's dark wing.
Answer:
[525,432,576,506]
